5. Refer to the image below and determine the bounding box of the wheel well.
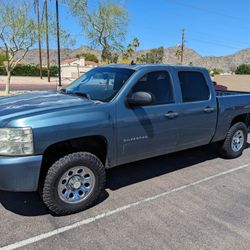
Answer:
[39,136,107,186]
[230,114,250,128]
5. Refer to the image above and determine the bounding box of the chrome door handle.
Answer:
[165,112,179,119]
[203,107,215,113]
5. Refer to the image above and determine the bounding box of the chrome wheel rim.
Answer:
[58,166,96,204]
[231,130,244,152]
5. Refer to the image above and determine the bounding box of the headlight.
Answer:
[0,128,34,156]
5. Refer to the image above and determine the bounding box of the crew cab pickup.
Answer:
[0,64,250,215]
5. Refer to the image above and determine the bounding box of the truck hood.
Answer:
[0,91,94,125]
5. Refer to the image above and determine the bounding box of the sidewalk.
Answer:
[0,76,73,87]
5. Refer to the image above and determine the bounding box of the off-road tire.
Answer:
[41,152,106,215]
[219,122,248,159]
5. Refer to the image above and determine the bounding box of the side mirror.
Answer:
[127,91,153,106]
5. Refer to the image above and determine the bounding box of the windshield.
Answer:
[64,67,135,102]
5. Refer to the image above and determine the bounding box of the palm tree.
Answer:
[42,0,51,82]
[175,46,182,63]
[56,0,62,86]
[132,38,140,49]
[34,0,43,79]
[123,38,140,61]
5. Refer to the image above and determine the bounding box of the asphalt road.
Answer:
[1,140,250,250]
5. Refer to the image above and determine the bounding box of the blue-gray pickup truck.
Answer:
[0,64,250,215]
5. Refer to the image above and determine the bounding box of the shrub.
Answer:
[0,64,59,77]
[76,52,99,63]
[0,54,6,66]
[235,64,250,75]
[210,68,224,77]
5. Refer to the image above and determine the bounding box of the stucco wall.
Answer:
[214,75,250,92]
[61,66,91,79]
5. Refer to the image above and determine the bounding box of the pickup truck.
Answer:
[0,64,250,215]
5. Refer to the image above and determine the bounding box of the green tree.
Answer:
[0,0,37,94]
[111,52,119,63]
[76,52,99,63]
[68,0,128,62]
[175,47,182,62]
[136,47,164,64]
[145,47,164,64]
[235,64,250,75]
[136,54,146,63]
[123,38,140,60]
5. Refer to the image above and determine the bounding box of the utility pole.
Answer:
[56,0,62,87]
[36,0,43,79]
[181,28,185,64]
[45,0,50,82]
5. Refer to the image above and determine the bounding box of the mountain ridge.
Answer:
[19,46,250,72]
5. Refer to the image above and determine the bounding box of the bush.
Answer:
[0,66,6,75]
[136,47,164,64]
[210,68,224,77]
[235,64,250,75]
[0,54,6,66]
[0,64,59,77]
[76,52,99,63]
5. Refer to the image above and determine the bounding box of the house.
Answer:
[61,57,97,79]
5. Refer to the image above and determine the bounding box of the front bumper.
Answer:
[0,155,42,192]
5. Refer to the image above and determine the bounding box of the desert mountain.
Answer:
[19,46,250,72]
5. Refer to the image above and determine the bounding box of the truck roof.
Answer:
[102,64,207,72]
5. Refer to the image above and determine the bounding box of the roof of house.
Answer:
[61,58,78,65]
[85,61,98,66]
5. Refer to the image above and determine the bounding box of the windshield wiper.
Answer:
[60,89,91,100]
[71,92,91,100]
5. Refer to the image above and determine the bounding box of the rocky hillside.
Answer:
[19,46,250,72]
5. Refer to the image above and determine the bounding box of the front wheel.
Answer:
[219,122,248,159]
[41,152,106,215]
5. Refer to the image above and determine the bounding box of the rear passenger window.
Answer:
[178,71,210,102]
[132,71,174,105]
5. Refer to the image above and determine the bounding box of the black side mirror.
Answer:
[127,91,153,106]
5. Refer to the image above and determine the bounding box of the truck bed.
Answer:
[216,90,250,96]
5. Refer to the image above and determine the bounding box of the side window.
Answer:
[132,71,174,105]
[178,71,210,102]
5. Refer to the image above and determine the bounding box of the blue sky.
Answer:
[49,0,250,56]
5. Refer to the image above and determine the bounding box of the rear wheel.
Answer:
[41,152,106,215]
[219,122,248,159]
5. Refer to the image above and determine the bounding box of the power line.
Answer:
[170,0,250,23]
[187,30,250,48]
[188,38,242,50]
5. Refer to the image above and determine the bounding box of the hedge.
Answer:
[0,64,59,77]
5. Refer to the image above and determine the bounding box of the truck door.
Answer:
[116,70,181,165]
[175,70,217,150]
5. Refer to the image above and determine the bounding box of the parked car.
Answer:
[213,81,228,91]
[0,64,250,215]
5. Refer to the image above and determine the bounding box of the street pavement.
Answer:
[0,140,250,250]
[0,76,71,92]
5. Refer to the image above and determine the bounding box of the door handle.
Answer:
[203,107,215,113]
[165,111,179,119]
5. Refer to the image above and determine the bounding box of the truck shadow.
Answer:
[106,145,218,190]
[0,144,246,216]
